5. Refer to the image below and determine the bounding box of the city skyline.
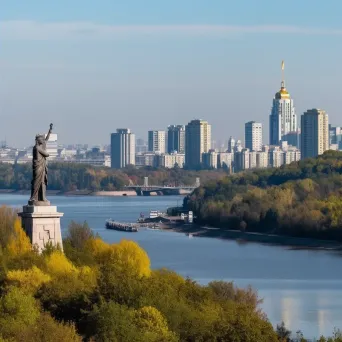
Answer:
[1,1,342,146]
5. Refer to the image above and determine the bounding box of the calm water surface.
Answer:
[1,193,342,338]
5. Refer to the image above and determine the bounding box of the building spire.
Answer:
[281,60,285,88]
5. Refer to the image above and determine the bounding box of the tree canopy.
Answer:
[186,151,342,240]
[0,207,341,341]
[0,163,226,191]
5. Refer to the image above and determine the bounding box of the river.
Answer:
[1,193,342,339]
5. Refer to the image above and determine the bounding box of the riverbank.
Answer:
[0,189,189,197]
[0,189,138,196]
[166,224,342,250]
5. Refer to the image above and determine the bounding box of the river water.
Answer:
[1,193,342,339]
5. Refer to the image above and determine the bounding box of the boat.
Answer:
[149,210,163,219]
[147,224,160,231]
[105,219,138,232]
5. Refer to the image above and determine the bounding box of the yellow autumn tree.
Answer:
[109,240,151,278]
[6,219,31,256]
[40,251,97,302]
[98,240,151,304]
[134,306,178,342]
[45,251,77,276]
[6,266,51,294]
[84,237,111,262]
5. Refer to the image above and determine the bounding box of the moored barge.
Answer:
[105,220,138,232]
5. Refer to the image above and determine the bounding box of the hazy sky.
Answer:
[1,0,342,147]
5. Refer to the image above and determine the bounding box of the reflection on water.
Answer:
[1,194,342,339]
[261,290,342,338]
[281,296,297,333]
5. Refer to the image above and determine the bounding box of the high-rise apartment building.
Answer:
[245,121,262,151]
[227,136,235,153]
[167,125,185,153]
[156,152,185,169]
[269,62,297,145]
[185,119,211,169]
[202,150,218,169]
[282,130,300,148]
[329,125,342,148]
[301,109,329,159]
[218,152,234,171]
[148,130,166,153]
[111,129,135,168]
[136,138,148,153]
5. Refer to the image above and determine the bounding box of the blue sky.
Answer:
[1,1,342,146]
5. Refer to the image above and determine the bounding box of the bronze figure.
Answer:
[29,123,53,205]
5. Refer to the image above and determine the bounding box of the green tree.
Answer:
[0,288,40,339]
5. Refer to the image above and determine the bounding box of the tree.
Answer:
[6,219,31,257]
[45,251,77,276]
[276,321,291,341]
[6,266,51,294]
[98,240,151,305]
[109,240,151,278]
[10,312,81,342]
[65,221,94,249]
[89,302,138,342]
[0,206,17,248]
[0,288,40,339]
[134,306,178,341]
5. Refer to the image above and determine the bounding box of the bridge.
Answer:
[124,177,200,196]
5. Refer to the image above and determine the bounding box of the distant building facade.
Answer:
[329,125,342,149]
[218,152,234,171]
[234,148,250,172]
[245,121,262,151]
[148,130,166,153]
[227,136,235,153]
[111,129,135,168]
[301,109,329,159]
[167,125,185,153]
[157,153,185,168]
[45,133,58,160]
[282,130,300,149]
[202,150,218,169]
[136,138,148,153]
[185,119,211,169]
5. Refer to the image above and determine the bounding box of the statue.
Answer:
[29,123,53,205]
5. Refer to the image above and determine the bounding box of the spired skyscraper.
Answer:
[269,61,297,146]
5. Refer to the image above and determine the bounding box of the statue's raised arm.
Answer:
[45,123,53,142]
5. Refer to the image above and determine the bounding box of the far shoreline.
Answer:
[163,224,342,251]
[0,189,187,197]
[3,189,340,251]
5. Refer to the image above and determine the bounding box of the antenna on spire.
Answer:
[281,60,285,88]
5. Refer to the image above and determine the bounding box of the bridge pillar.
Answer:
[144,177,149,188]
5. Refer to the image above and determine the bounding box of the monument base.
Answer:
[18,205,64,252]
[28,200,51,206]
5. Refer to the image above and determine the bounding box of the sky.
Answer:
[1,0,342,147]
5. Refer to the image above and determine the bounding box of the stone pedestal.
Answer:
[18,205,63,252]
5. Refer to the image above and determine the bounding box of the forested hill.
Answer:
[185,151,342,241]
[0,163,226,192]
